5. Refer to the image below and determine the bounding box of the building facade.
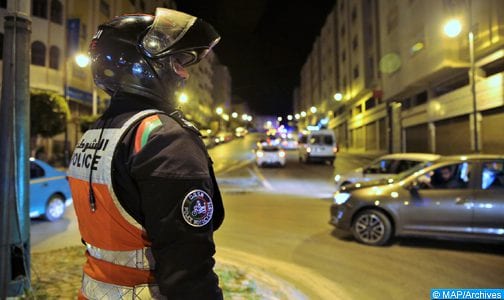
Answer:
[295,0,504,155]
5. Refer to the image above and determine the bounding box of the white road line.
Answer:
[250,165,273,190]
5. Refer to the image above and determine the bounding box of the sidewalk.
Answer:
[29,246,305,299]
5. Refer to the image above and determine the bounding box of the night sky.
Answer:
[175,0,336,116]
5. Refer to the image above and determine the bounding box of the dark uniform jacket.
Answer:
[92,92,224,299]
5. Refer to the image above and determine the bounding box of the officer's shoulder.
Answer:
[156,112,201,137]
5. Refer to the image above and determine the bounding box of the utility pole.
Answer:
[0,0,32,297]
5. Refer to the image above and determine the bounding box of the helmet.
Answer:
[89,8,220,104]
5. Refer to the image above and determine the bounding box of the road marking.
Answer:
[250,165,273,190]
[216,247,350,300]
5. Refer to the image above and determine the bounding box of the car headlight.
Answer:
[334,174,341,182]
[333,191,351,205]
[256,151,264,157]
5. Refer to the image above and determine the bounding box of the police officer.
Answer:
[67,8,224,299]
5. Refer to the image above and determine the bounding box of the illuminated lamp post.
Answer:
[443,6,479,152]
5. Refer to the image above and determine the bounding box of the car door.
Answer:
[471,160,504,237]
[399,162,474,235]
[29,161,50,217]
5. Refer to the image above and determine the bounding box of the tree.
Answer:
[30,90,70,138]
[78,114,100,133]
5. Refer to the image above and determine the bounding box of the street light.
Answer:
[444,7,479,152]
[178,92,188,104]
[72,53,99,116]
[310,106,317,114]
[216,107,223,115]
[333,92,343,101]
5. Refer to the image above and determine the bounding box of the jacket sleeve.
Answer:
[129,116,223,299]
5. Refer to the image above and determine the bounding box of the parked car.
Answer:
[30,158,73,221]
[235,126,248,138]
[199,129,216,148]
[330,154,504,246]
[298,129,337,164]
[254,142,286,167]
[215,131,234,144]
[334,153,441,190]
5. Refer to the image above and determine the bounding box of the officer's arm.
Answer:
[130,119,222,299]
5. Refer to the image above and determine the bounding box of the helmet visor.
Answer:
[141,8,196,58]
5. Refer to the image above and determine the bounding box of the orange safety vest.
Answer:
[68,110,165,299]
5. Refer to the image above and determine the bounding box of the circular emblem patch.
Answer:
[181,189,214,227]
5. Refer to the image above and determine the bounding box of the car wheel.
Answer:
[351,209,392,246]
[44,194,66,222]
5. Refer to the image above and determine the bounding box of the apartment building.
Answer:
[380,0,504,154]
[297,0,383,152]
[296,0,503,155]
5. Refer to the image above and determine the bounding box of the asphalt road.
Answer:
[31,133,504,300]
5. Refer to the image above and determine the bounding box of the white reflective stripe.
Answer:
[30,175,67,184]
[82,273,166,300]
[86,243,155,270]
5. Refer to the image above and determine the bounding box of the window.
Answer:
[49,46,60,69]
[32,0,48,18]
[50,0,63,24]
[481,161,504,189]
[100,0,110,17]
[140,0,145,11]
[418,163,471,189]
[341,25,346,37]
[396,160,422,173]
[341,50,346,62]
[351,6,357,23]
[353,65,359,79]
[365,97,375,110]
[354,104,362,115]
[31,41,46,66]
[309,135,333,145]
[365,159,395,174]
[30,162,45,179]
[0,0,7,8]
[129,0,135,6]
[416,91,427,105]
[481,57,504,78]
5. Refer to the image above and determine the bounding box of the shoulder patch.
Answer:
[134,114,162,153]
[181,189,213,227]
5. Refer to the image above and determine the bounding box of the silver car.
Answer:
[330,154,504,246]
[334,153,440,190]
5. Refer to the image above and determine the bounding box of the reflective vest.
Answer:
[68,110,165,299]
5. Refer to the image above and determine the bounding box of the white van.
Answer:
[298,129,337,164]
